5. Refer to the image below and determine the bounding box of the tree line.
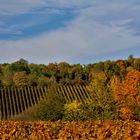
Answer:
[0,55,140,88]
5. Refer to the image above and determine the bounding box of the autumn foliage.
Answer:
[1,57,140,121]
[0,121,140,140]
[114,70,140,120]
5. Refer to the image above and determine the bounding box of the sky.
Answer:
[0,0,140,64]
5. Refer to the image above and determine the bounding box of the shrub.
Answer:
[33,87,66,121]
[63,97,118,121]
[63,101,85,121]
[81,98,118,120]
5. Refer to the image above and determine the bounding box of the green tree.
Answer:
[94,61,104,71]
[46,63,58,76]
[29,64,49,77]
[104,60,120,78]
[34,87,66,121]
[57,62,70,78]
[8,59,30,73]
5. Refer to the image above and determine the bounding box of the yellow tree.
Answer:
[13,71,28,87]
[1,65,13,87]
[87,70,118,119]
[109,75,120,95]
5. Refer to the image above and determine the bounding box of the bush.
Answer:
[89,92,119,120]
[63,98,118,121]
[63,101,85,121]
[81,98,118,120]
[33,87,66,121]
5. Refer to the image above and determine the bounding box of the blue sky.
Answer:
[0,0,140,64]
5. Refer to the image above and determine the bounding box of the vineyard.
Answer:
[1,59,140,138]
[0,120,140,139]
[0,85,90,120]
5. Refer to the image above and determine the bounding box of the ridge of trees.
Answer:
[0,55,139,88]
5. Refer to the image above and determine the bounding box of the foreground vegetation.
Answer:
[0,120,140,140]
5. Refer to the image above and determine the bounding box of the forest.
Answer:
[0,55,140,88]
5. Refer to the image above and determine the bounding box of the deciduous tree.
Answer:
[13,71,28,87]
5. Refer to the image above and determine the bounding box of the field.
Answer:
[0,120,140,140]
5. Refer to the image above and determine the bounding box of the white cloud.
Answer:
[0,15,140,63]
[0,0,140,64]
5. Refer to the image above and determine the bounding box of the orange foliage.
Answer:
[119,107,132,120]
[116,60,126,74]
[115,70,140,105]
[113,70,140,119]
[0,121,140,139]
